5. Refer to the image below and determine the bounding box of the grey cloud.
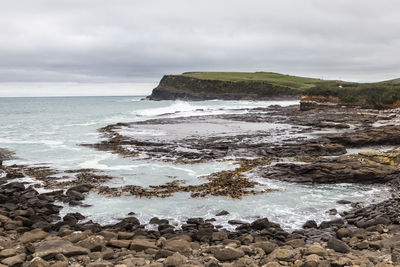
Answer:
[0,0,399,85]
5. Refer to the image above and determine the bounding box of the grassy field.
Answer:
[182,72,326,90]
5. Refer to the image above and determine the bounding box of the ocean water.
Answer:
[0,96,390,231]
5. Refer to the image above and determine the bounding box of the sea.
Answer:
[0,96,390,231]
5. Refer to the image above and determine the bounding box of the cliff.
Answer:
[148,72,321,100]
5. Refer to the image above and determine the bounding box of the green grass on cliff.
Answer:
[304,81,400,108]
[182,72,325,90]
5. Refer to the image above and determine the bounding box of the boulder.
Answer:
[327,238,350,253]
[129,239,157,252]
[164,239,192,256]
[33,239,89,259]
[164,252,187,267]
[210,247,244,261]
[77,236,106,252]
[252,241,277,254]
[19,229,49,244]
[1,254,26,266]
[107,239,131,248]
[268,248,297,262]
[250,218,270,230]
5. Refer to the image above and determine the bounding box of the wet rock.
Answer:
[303,220,318,229]
[337,200,352,205]
[319,218,344,229]
[250,218,270,230]
[67,184,93,194]
[216,210,229,216]
[65,190,84,201]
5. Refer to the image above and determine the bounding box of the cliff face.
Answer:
[148,75,301,101]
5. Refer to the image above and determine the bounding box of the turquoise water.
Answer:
[0,96,390,230]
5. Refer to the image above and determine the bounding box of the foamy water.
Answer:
[0,96,391,231]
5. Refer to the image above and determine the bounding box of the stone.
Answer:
[252,241,277,254]
[19,229,49,244]
[107,239,131,248]
[164,252,187,267]
[29,257,50,267]
[211,232,228,242]
[129,239,157,252]
[304,244,327,257]
[303,220,318,229]
[63,231,90,243]
[67,184,93,194]
[118,231,134,240]
[86,261,113,267]
[33,240,89,259]
[66,190,84,201]
[99,231,118,241]
[211,247,244,261]
[1,254,26,266]
[336,227,352,239]
[164,239,192,256]
[269,248,297,261]
[285,239,305,248]
[155,249,174,259]
[0,249,16,258]
[77,236,106,252]
[50,262,68,267]
[216,210,229,216]
[327,238,350,253]
[250,218,270,230]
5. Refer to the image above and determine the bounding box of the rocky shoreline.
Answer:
[1,104,400,266]
[0,165,400,266]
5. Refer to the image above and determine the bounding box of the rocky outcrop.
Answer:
[0,148,13,165]
[256,150,400,184]
[328,125,400,147]
[148,75,301,100]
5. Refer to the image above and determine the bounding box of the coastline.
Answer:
[1,101,400,265]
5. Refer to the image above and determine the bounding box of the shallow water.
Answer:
[0,96,391,231]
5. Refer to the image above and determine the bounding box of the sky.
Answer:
[0,0,399,96]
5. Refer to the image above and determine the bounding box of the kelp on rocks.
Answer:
[97,157,281,199]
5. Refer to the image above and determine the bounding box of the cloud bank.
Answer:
[0,0,399,94]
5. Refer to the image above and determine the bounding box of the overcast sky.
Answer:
[0,0,399,96]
